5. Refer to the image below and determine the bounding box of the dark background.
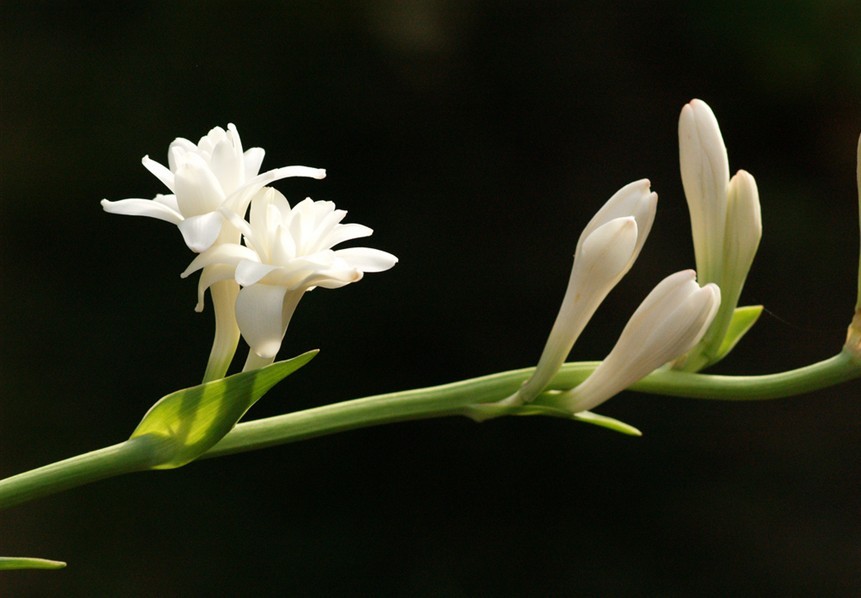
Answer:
[2,1,861,595]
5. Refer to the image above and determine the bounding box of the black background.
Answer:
[2,1,861,595]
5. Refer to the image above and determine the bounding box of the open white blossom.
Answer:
[182,187,397,363]
[557,270,720,413]
[677,100,762,370]
[506,179,657,405]
[101,124,326,252]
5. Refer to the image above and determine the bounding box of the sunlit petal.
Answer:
[142,156,175,192]
[334,247,399,272]
[100,198,182,224]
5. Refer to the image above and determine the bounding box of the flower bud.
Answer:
[558,270,721,413]
[511,180,657,404]
[676,100,762,370]
[679,99,729,286]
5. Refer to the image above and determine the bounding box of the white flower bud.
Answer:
[679,99,730,286]
[512,180,657,404]
[676,100,762,370]
[558,270,721,413]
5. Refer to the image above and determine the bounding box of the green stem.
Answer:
[0,436,169,510]
[206,351,861,459]
[1,351,859,509]
[628,351,861,400]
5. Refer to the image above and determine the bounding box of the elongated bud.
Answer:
[724,170,761,297]
[510,180,657,405]
[679,100,730,286]
[675,100,763,371]
[557,270,721,413]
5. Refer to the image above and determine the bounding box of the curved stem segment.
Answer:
[1,351,859,510]
[205,350,861,459]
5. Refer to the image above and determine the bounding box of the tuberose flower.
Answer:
[676,100,762,370]
[556,270,720,413]
[506,179,657,405]
[101,124,326,252]
[182,188,397,366]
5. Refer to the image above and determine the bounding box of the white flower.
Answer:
[507,179,657,405]
[182,188,398,362]
[677,100,762,370]
[557,270,720,413]
[101,124,326,252]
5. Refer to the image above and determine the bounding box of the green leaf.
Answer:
[131,350,317,469]
[571,410,642,436]
[463,402,641,436]
[712,305,763,364]
[0,557,66,571]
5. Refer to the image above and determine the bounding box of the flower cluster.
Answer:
[499,99,760,419]
[104,101,758,423]
[102,124,397,378]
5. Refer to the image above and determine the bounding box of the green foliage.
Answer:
[131,351,318,469]
[0,557,66,571]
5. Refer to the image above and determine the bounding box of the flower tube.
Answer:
[556,270,720,414]
[505,180,657,405]
[182,188,398,369]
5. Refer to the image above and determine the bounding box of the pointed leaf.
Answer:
[463,402,641,436]
[131,350,317,469]
[712,305,763,364]
[571,410,643,436]
[0,557,66,571]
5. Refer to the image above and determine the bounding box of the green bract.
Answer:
[131,350,317,469]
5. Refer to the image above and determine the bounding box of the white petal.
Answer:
[723,169,761,303]
[333,247,398,272]
[193,263,238,312]
[515,218,638,404]
[178,212,226,253]
[642,283,721,359]
[142,156,175,191]
[174,155,227,216]
[236,260,281,286]
[218,205,254,241]
[235,284,290,359]
[100,198,182,224]
[221,167,323,217]
[167,142,194,172]
[243,147,265,179]
[560,271,720,413]
[182,243,260,278]
[210,135,243,193]
[607,271,702,357]
[153,193,180,213]
[576,179,657,267]
[323,223,374,249]
[576,217,638,283]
